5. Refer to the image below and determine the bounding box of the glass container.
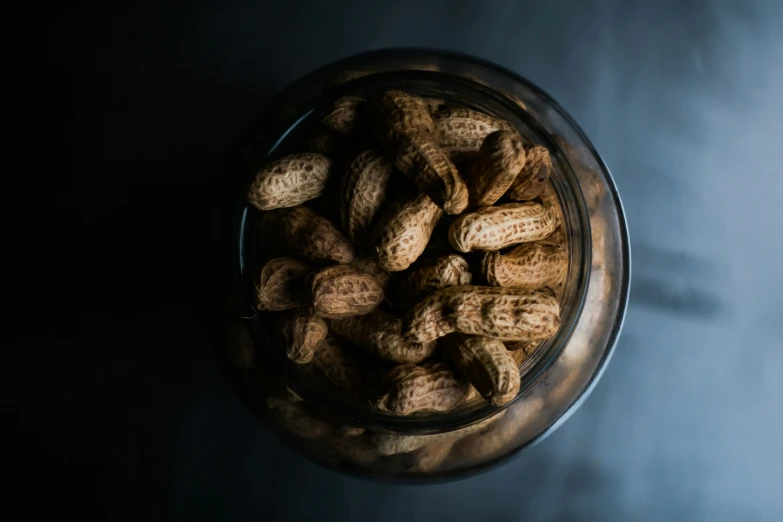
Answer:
[226,49,630,480]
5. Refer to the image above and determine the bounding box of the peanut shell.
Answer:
[404,286,561,342]
[448,202,557,253]
[311,264,384,319]
[256,257,310,311]
[248,153,332,210]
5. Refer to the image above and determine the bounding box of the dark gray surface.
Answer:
[46,1,782,520]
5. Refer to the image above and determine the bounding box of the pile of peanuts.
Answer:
[248,89,568,418]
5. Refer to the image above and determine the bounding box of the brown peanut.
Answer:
[448,202,557,253]
[463,130,527,207]
[536,182,566,248]
[311,335,367,396]
[373,361,471,415]
[340,150,394,246]
[328,309,437,364]
[507,145,552,201]
[248,153,333,210]
[433,108,513,163]
[282,308,328,364]
[311,264,384,319]
[256,257,310,311]
[322,96,366,136]
[404,286,561,342]
[395,134,468,215]
[261,206,355,264]
[397,254,472,309]
[441,334,521,406]
[374,191,443,272]
[376,89,436,145]
[482,241,567,290]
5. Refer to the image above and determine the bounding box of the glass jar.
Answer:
[227,50,630,480]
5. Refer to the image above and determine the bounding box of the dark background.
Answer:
[22,0,783,520]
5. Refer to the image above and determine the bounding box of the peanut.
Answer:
[311,334,367,396]
[248,153,332,210]
[282,308,328,364]
[433,108,513,163]
[256,257,310,311]
[311,264,384,319]
[328,309,437,364]
[373,361,471,415]
[397,254,472,309]
[340,150,393,246]
[536,183,566,249]
[261,206,355,264]
[395,134,468,215]
[507,145,551,201]
[441,334,521,406]
[404,286,561,342]
[322,96,366,136]
[482,241,567,290]
[448,202,557,253]
[463,130,526,207]
[374,191,443,272]
[376,89,436,145]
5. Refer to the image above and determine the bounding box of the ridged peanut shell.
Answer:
[395,135,468,215]
[248,153,332,210]
[376,89,436,144]
[340,150,393,245]
[328,309,437,364]
[311,264,384,319]
[261,206,354,264]
[441,334,521,406]
[448,202,557,253]
[482,241,567,290]
[507,145,552,201]
[374,192,443,272]
[398,254,472,309]
[434,109,513,163]
[464,130,527,207]
[255,257,310,311]
[373,361,471,415]
[404,286,561,342]
[282,308,328,364]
